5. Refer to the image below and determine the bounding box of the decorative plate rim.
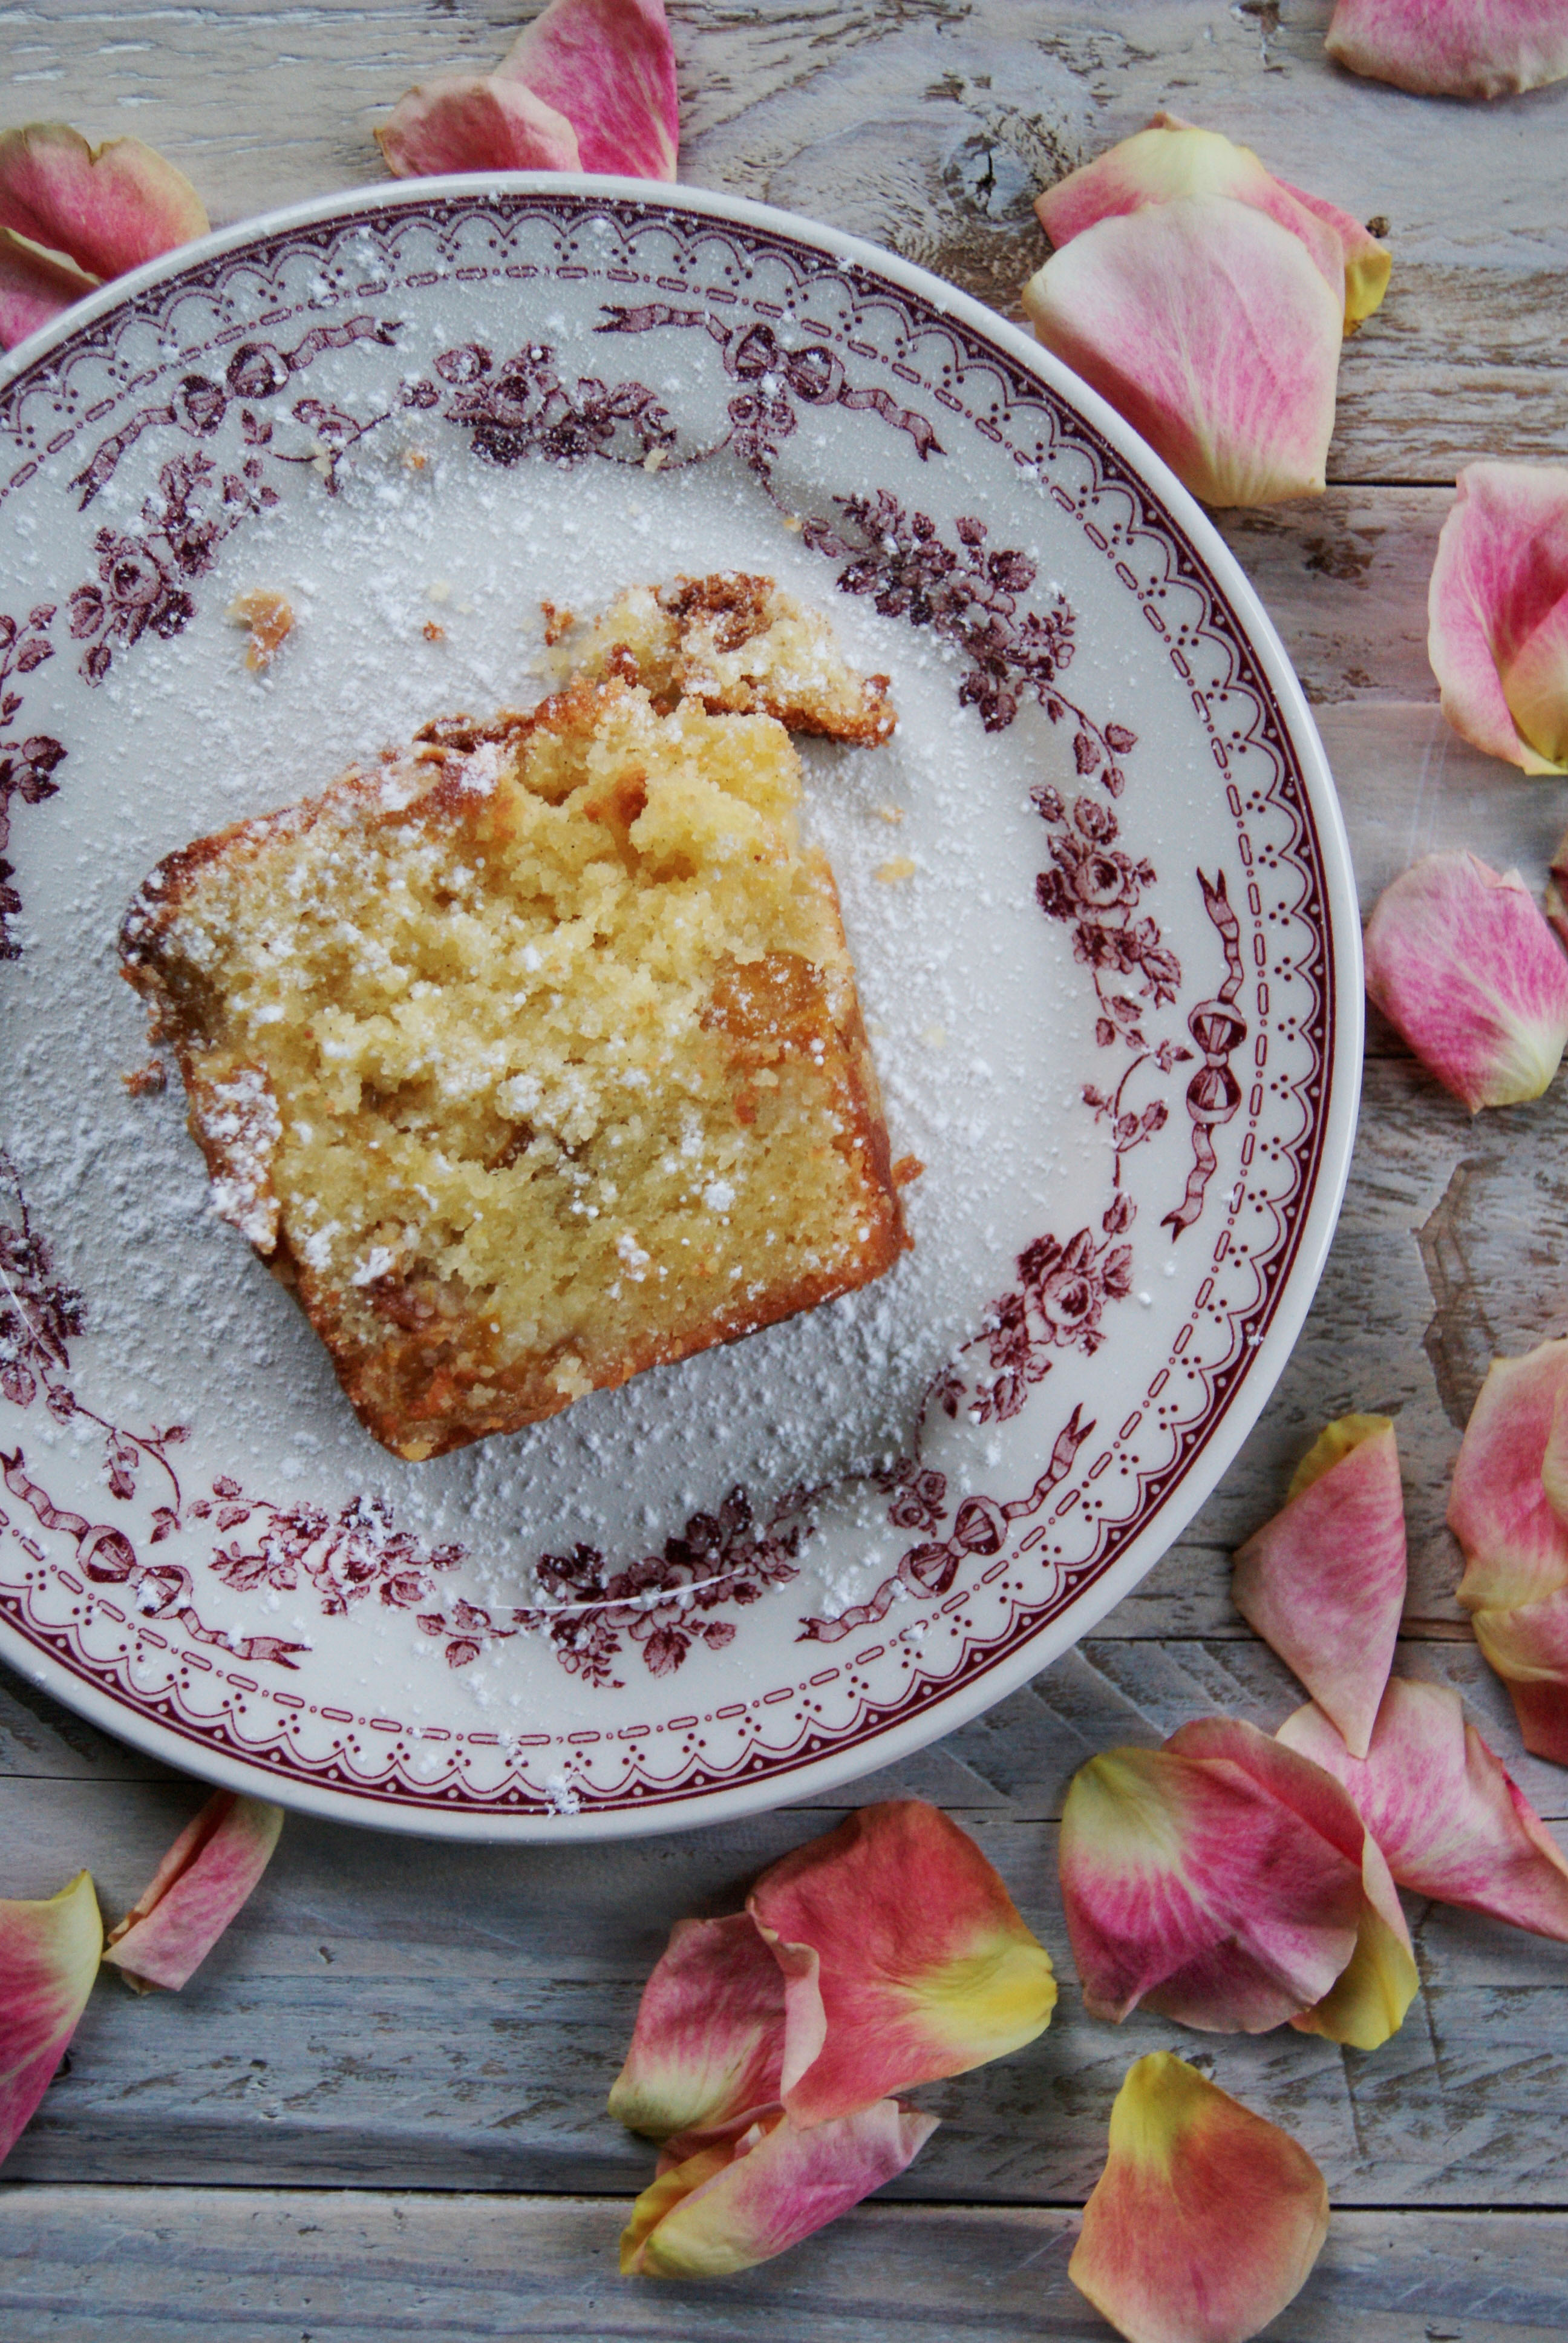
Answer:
[0,172,1362,1840]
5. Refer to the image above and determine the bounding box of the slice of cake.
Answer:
[552,573,895,744]
[122,667,909,1461]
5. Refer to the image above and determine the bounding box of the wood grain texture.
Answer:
[5,2191,1568,2343]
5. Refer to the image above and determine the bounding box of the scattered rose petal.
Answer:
[1021,195,1344,508]
[620,2098,938,2278]
[1061,1719,1373,2034]
[1069,2051,1328,2343]
[102,1791,283,1991]
[375,79,582,180]
[0,226,97,352]
[746,1801,1056,2128]
[1461,1596,1568,1768]
[1364,851,1568,1111]
[1428,462,1568,775]
[1232,1414,1406,1757]
[1279,1679,1568,1939]
[609,1913,785,2144]
[1,1870,102,2166]
[1327,0,1568,97]
[1035,113,1388,330]
[0,124,207,286]
[378,0,677,183]
[1289,1827,1419,2053]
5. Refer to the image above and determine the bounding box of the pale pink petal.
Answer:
[1364,851,1568,1112]
[1428,461,1568,775]
[1069,2052,1328,2343]
[620,2099,938,2278]
[1468,1594,1568,1768]
[1058,1720,1365,2033]
[1449,1340,1568,1611]
[0,226,97,351]
[608,1913,785,2143]
[0,125,206,285]
[495,0,678,180]
[375,77,582,179]
[1232,1414,1406,1758]
[1327,0,1568,97]
[102,1791,283,1991]
[1021,197,1343,509]
[1279,1680,1568,1938]
[747,1801,1056,2129]
[0,1872,102,2166]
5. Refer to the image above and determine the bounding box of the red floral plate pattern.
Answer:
[0,179,1360,1839]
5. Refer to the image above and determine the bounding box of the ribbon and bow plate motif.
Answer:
[0,179,1359,1839]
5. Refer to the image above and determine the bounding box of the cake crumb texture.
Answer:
[555,572,896,744]
[122,666,907,1461]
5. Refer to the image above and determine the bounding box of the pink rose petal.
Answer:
[1290,1828,1419,2052]
[102,1791,283,1992]
[1,1870,102,2167]
[494,0,678,180]
[1428,461,1568,776]
[1327,0,1568,97]
[376,79,581,179]
[1232,1414,1407,1758]
[1021,195,1344,509]
[1070,2051,1328,2343]
[1035,112,1388,331]
[1279,1679,1568,1938]
[0,226,98,352]
[747,1801,1056,2128]
[377,0,678,184]
[1364,851,1568,1112]
[0,124,206,286]
[1058,1719,1369,2034]
[1466,1594,1568,1769]
[1449,1340,1568,1612]
[620,2099,938,2278]
[608,1913,785,2144]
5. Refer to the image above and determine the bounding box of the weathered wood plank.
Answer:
[4,2191,1568,2343]
[4,1769,1566,2200]
[2,3,1564,477]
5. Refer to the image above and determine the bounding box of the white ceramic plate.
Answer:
[0,177,1359,1839]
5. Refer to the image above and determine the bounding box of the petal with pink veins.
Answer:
[1069,2051,1328,2343]
[1021,196,1344,509]
[1449,1340,1568,1612]
[493,0,678,180]
[0,226,97,352]
[1290,1830,1419,2051]
[609,1912,785,2143]
[1232,1414,1406,1758]
[1327,0,1568,98]
[377,0,677,185]
[1428,462,1568,775]
[1279,1679,1568,1939]
[102,1791,283,1992]
[0,125,206,286]
[1058,1720,1368,2034]
[1364,852,1568,1112]
[1,1871,102,2167]
[746,1801,1056,2129]
[1034,112,1386,331]
[620,2099,938,2278]
[376,78,581,179]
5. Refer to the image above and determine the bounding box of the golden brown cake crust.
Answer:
[122,664,908,1461]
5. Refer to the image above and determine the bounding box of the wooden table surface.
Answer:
[4,5,1568,2339]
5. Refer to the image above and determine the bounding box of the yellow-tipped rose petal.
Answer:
[621,2099,937,2278]
[608,1912,785,2144]
[1070,2052,1328,2343]
[1,1871,102,2166]
[747,1801,1055,2128]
